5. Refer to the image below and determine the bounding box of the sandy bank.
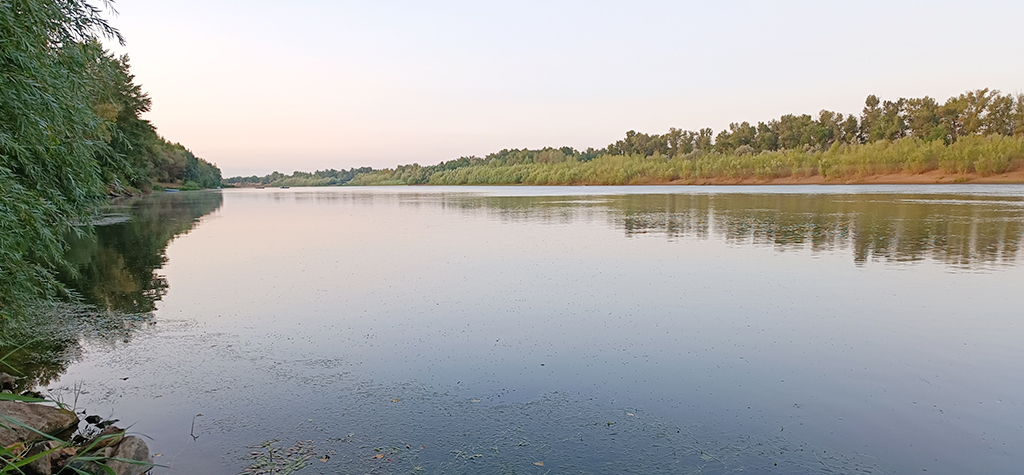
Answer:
[658,168,1024,186]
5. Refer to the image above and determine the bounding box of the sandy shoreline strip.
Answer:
[656,169,1024,186]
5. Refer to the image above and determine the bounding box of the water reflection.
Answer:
[441,191,1024,269]
[63,191,224,313]
[0,191,222,390]
[18,186,1024,475]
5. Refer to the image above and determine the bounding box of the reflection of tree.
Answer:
[610,193,1024,267]
[0,192,223,390]
[63,191,223,313]
[1,305,89,391]
[709,194,1024,267]
[452,192,1024,268]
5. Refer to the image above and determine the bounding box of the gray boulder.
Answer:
[0,372,14,391]
[23,440,63,475]
[75,436,153,475]
[0,401,78,447]
[103,436,153,475]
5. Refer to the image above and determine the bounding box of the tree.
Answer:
[860,94,881,142]
[90,47,158,192]
[985,93,1016,137]
[695,128,714,151]
[937,96,966,142]
[904,96,941,141]
[1,0,123,312]
[959,88,995,136]
[1015,94,1024,137]
[874,99,907,141]
[755,121,780,151]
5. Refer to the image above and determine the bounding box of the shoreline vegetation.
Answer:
[1,0,222,316]
[227,89,1024,187]
[348,135,1024,186]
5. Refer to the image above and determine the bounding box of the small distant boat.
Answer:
[165,188,180,193]
[280,186,290,189]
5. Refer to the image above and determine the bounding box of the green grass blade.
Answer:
[0,393,46,402]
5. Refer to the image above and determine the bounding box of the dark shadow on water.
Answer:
[0,191,223,390]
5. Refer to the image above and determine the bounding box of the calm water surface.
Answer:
[25,186,1024,474]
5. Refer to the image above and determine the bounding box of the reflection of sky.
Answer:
[58,187,1024,474]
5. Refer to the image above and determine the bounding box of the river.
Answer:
[16,185,1024,474]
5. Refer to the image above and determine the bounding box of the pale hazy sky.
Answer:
[104,0,1024,177]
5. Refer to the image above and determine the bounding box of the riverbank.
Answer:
[228,168,1024,188]
[230,169,1024,188]
[657,168,1024,185]
[1,373,152,475]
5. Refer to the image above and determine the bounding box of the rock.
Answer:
[75,436,152,475]
[23,440,62,475]
[104,436,153,475]
[0,401,79,447]
[0,372,15,391]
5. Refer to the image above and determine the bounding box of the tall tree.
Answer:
[860,94,882,143]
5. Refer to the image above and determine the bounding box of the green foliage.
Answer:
[347,135,1024,186]
[0,0,122,314]
[1,408,155,475]
[226,87,1024,189]
[89,48,221,191]
[335,88,1024,187]
[183,151,222,188]
[1,0,221,316]
[224,167,374,187]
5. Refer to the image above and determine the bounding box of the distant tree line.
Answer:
[225,167,374,187]
[342,89,1024,186]
[1,0,221,315]
[607,89,1024,157]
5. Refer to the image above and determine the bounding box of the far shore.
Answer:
[657,168,1024,186]
[228,168,1024,188]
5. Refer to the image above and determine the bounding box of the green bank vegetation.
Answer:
[1,0,221,316]
[225,167,374,188]
[348,89,1024,185]
[231,89,1024,187]
[355,134,1024,186]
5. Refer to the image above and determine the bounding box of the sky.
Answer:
[102,0,1024,177]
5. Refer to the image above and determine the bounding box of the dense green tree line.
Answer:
[1,0,220,315]
[91,44,221,191]
[358,135,1014,186]
[225,167,374,187]
[344,89,1024,186]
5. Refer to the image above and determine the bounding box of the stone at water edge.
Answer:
[0,401,79,447]
[23,440,62,475]
[0,372,15,391]
[75,436,153,475]
[102,436,153,475]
